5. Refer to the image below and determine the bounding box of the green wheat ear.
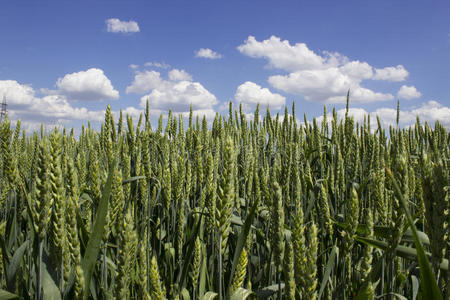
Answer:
[34,139,53,239]
[231,247,248,294]
[115,210,138,299]
[1,99,448,299]
[319,181,333,238]
[216,136,234,256]
[270,180,285,271]
[283,240,296,300]
[305,222,319,300]
[292,209,307,297]
[149,255,166,300]
[191,236,202,292]
[139,242,151,300]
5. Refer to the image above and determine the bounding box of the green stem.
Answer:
[36,239,43,300]
[218,233,222,300]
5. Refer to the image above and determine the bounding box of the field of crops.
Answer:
[0,99,448,299]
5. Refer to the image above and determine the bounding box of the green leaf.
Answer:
[0,289,19,300]
[377,292,408,300]
[6,240,29,288]
[355,236,448,271]
[89,273,98,300]
[254,283,285,299]
[386,167,443,300]
[318,244,338,299]
[19,182,37,237]
[226,198,259,299]
[81,158,116,300]
[230,215,243,226]
[6,214,16,257]
[411,275,419,300]
[42,261,62,300]
[198,243,207,298]
[181,288,191,300]
[122,176,146,184]
[230,287,255,300]
[333,221,430,246]
[178,210,203,291]
[200,291,218,300]
[78,193,93,206]
[402,228,430,246]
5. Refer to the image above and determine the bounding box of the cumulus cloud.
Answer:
[373,65,409,82]
[129,64,138,69]
[2,72,216,133]
[238,36,331,72]
[126,68,218,117]
[397,85,421,100]
[238,36,409,104]
[235,81,285,112]
[179,108,217,122]
[106,18,140,33]
[339,61,373,80]
[268,68,393,103]
[168,69,192,81]
[0,79,106,130]
[139,80,217,112]
[115,106,144,122]
[404,101,450,127]
[0,80,35,106]
[316,101,450,129]
[56,68,119,101]
[126,70,163,94]
[195,48,222,59]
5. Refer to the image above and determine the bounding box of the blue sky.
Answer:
[1,0,449,132]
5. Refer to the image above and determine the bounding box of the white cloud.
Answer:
[106,18,140,33]
[129,64,138,69]
[56,68,119,101]
[27,95,104,121]
[407,100,450,127]
[116,106,144,122]
[268,68,393,103]
[179,108,217,122]
[139,80,217,112]
[397,85,421,100]
[316,100,450,129]
[115,105,217,127]
[195,48,222,59]
[144,61,170,69]
[0,79,106,130]
[0,80,35,106]
[235,81,285,112]
[126,68,218,115]
[339,61,373,80]
[237,35,331,72]
[373,65,409,82]
[326,87,394,104]
[238,36,409,104]
[126,70,163,94]
[2,74,215,134]
[168,69,192,81]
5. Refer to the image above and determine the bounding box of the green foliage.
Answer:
[0,101,448,299]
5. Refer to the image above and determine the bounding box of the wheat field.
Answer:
[0,99,448,299]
